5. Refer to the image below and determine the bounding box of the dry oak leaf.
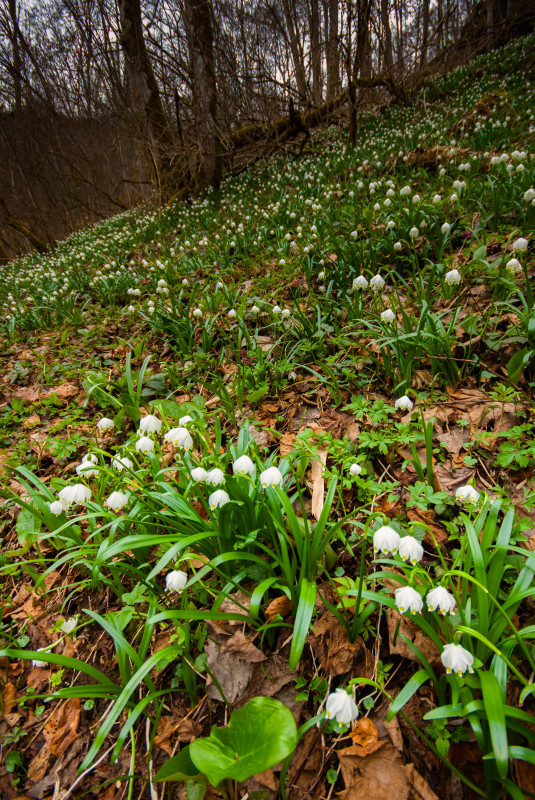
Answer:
[44,382,78,400]
[308,611,370,677]
[338,741,410,800]
[12,386,40,403]
[205,637,254,703]
[28,744,51,784]
[387,610,441,667]
[1,682,17,714]
[43,697,81,755]
[404,763,440,800]
[221,630,267,662]
[349,718,380,749]
[265,594,293,623]
[279,432,296,457]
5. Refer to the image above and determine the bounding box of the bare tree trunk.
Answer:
[183,0,222,189]
[326,0,339,100]
[380,0,393,73]
[118,0,179,199]
[8,0,22,113]
[420,0,430,67]
[487,0,501,51]
[310,0,323,104]
[349,0,372,143]
[281,0,309,103]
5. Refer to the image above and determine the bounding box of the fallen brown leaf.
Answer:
[43,697,81,755]
[387,610,441,667]
[221,630,266,662]
[338,741,410,800]
[1,682,17,714]
[404,762,440,800]
[265,594,293,622]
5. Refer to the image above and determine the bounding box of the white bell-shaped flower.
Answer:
[58,484,91,507]
[455,485,480,505]
[112,456,133,472]
[179,415,194,426]
[233,455,255,476]
[191,467,209,482]
[164,427,193,450]
[506,258,522,275]
[60,616,78,635]
[49,500,65,515]
[259,466,283,488]
[381,308,395,323]
[394,395,413,411]
[138,415,162,436]
[97,417,114,431]
[104,491,129,512]
[369,274,385,293]
[445,269,461,285]
[441,643,474,676]
[76,453,99,478]
[325,688,359,725]
[207,468,225,485]
[166,570,188,593]
[427,586,457,614]
[373,525,400,556]
[398,536,424,564]
[512,237,528,254]
[209,489,230,510]
[395,586,423,614]
[135,436,155,453]
[352,275,368,291]
[349,463,362,476]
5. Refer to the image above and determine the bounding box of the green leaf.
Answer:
[16,508,41,543]
[479,671,508,779]
[245,384,269,403]
[189,697,298,786]
[155,745,203,782]
[507,348,532,385]
[473,245,487,261]
[386,669,430,722]
[289,579,316,670]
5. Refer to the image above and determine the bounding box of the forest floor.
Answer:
[1,34,535,800]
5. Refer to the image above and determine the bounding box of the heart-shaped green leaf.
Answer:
[155,745,204,783]
[189,697,298,786]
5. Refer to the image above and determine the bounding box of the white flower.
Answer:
[228,309,237,318]
[190,467,209,482]
[394,395,413,411]
[325,688,359,725]
[251,305,260,314]
[395,586,423,614]
[164,427,193,450]
[288,371,297,381]
[349,463,362,476]
[398,536,424,564]
[427,586,457,614]
[381,308,395,323]
[412,194,421,203]
[441,643,474,676]
[49,500,65,515]
[281,308,291,318]
[409,226,419,239]
[112,456,133,472]
[209,489,230,509]
[166,570,188,593]
[455,485,480,505]
[76,453,98,478]
[506,258,522,275]
[369,274,385,292]
[394,241,402,251]
[441,222,451,235]
[104,491,129,512]
[512,237,528,254]
[233,455,255,476]
[352,275,368,290]
[373,525,400,555]
[445,269,461,285]
[135,436,155,453]
[58,484,91,507]
[259,465,283,488]
[32,650,48,668]
[433,194,442,204]
[138,415,162,436]
[318,271,325,281]
[273,305,281,314]
[207,467,225,485]
[179,415,194,426]
[193,308,202,317]
[60,616,78,635]
[97,417,114,431]
[524,188,535,202]
[400,185,411,196]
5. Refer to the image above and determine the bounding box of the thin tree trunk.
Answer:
[281,0,309,103]
[183,0,222,189]
[310,0,322,104]
[380,0,393,73]
[8,0,23,113]
[326,0,339,100]
[420,0,430,68]
[118,0,180,199]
